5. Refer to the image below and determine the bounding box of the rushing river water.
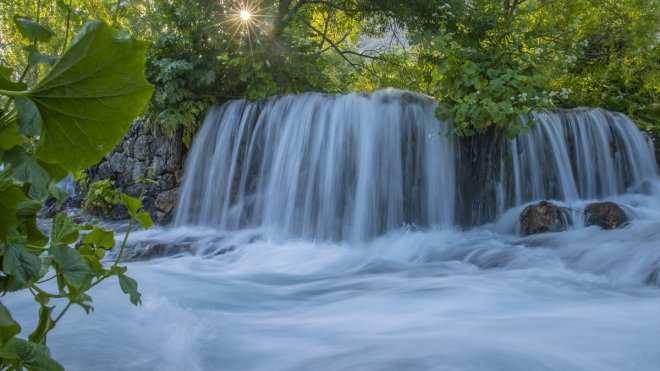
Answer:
[5,90,660,370]
[8,212,660,371]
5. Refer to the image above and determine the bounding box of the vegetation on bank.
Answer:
[0,3,154,369]
[5,0,656,140]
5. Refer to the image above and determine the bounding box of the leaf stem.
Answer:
[62,0,72,53]
[0,89,27,97]
[30,284,67,299]
[114,217,135,266]
[53,301,72,324]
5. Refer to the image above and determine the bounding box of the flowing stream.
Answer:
[6,90,660,370]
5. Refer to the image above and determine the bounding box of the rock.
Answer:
[124,242,193,262]
[96,161,113,180]
[520,201,569,236]
[151,156,165,175]
[62,195,83,209]
[155,188,178,214]
[140,196,156,212]
[109,203,129,220]
[174,169,185,185]
[159,173,176,191]
[165,155,180,172]
[584,202,628,230]
[122,140,132,157]
[152,211,172,225]
[131,161,147,181]
[124,184,143,198]
[134,135,150,161]
[151,136,171,157]
[108,152,127,173]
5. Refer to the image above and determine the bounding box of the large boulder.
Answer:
[520,201,569,236]
[155,188,179,214]
[584,202,628,230]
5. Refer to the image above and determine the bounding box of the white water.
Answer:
[5,90,660,370]
[175,91,455,241]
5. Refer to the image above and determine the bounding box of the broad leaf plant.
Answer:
[0,3,153,370]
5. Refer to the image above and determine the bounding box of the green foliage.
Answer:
[0,2,153,368]
[81,179,119,216]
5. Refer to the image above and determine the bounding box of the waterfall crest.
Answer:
[175,90,658,239]
[175,90,456,241]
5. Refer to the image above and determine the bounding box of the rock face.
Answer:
[584,202,628,229]
[84,120,185,224]
[520,201,570,236]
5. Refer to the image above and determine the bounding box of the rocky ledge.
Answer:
[84,120,186,224]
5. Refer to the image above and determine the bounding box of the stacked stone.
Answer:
[85,120,185,224]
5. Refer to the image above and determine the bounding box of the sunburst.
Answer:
[219,1,273,49]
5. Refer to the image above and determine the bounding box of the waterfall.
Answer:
[175,90,456,241]
[510,109,657,202]
[175,90,658,238]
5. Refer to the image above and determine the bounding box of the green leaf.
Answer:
[0,169,25,239]
[24,217,48,246]
[13,15,57,43]
[56,0,84,22]
[120,193,142,216]
[135,211,153,230]
[117,272,141,305]
[25,45,58,67]
[28,305,55,344]
[23,20,153,172]
[3,238,42,289]
[0,302,21,343]
[0,118,23,153]
[82,227,115,249]
[0,338,64,371]
[2,146,49,200]
[49,244,91,291]
[70,292,93,314]
[50,212,79,245]
[0,67,27,91]
[0,65,12,79]
[14,96,42,136]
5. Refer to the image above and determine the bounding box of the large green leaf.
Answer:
[0,169,24,239]
[0,117,23,153]
[3,238,42,289]
[19,20,153,172]
[0,337,64,371]
[0,66,27,91]
[50,213,79,246]
[0,302,21,343]
[49,244,91,290]
[82,227,115,249]
[2,146,50,200]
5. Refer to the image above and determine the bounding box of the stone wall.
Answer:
[84,120,186,224]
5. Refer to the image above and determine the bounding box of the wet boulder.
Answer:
[584,202,628,230]
[155,187,179,214]
[520,201,569,236]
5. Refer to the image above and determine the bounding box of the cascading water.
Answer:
[7,90,659,370]
[509,109,657,202]
[175,90,658,234]
[175,90,456,241]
